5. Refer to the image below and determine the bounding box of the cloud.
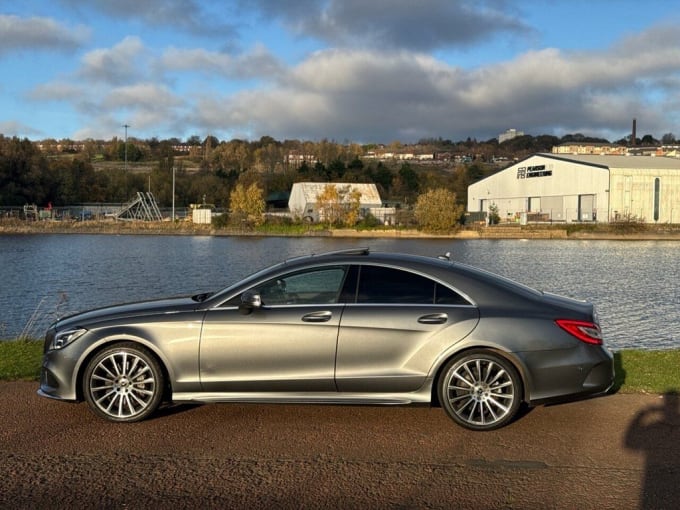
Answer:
[248,0,531,51]
[106,83,182,111]
[0,15,89,56]
[71,83,185,140]
[27,82,84,102]
[160,44,285,80]
[78,36,147,85]
[14,8,680,143]
[59,0,239,37]
[183,20,680,143]
[0,120,42,137]
[187,49,468,141]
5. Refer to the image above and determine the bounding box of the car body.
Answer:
[38,248,614,430]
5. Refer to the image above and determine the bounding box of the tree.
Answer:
[488,203,500,225]
[661,133,676,144]
[414,188,464,233]
[640,134,659,145]
[370,163,393,192]
[315,184,344,226]
[229,182,265,226]
[314,184,361,227]
[398,163,419,193]
[343,188,362,226]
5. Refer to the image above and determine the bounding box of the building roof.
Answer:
[538,153,680,170]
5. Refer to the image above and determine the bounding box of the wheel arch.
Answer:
[75,337,173,402]
[429,346,530,407]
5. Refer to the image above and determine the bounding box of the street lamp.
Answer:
[172,166,175,222]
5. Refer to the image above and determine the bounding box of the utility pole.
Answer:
[172,166,176,223]
[123,124,130,199]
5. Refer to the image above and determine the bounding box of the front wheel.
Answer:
[438,350,522,431]
[83,342,164,422]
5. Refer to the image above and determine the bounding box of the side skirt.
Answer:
[171,389,433,406]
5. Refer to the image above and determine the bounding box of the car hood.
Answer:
[53,296,202,330]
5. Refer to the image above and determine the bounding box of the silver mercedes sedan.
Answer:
[39,248,613,430]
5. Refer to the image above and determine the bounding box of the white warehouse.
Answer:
[288,182,384,222]
[467,154,680,223]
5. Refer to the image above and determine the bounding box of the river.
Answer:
[0,234,677,350]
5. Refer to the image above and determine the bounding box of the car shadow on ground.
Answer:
[154,402,204,419]
[624,391,680,509]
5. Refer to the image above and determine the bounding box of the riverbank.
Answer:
[3,219,680,240]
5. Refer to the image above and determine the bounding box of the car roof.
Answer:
[207,247,543,307]
[278,248,543,299]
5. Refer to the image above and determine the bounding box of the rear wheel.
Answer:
[438,350,522,431]
[83,342,164,422]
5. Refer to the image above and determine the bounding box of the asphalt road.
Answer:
[1,381,679,509]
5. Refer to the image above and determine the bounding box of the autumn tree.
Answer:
[229,182,265,226]
[414,188,464,233]
[343,188,363,226]
[315,184,344,226]
[315,184,362,227]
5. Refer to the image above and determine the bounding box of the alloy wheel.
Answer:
[84,343,163,422]
[440,351,521,430]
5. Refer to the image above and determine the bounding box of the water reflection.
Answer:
[0,234,677,349]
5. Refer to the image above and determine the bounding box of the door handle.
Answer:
[418,313,448,324]
[301,311,332,322]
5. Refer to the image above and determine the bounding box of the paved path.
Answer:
[1,382,679,509]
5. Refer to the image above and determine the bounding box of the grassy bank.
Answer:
[1,340,678,394]
[3,218,680,240]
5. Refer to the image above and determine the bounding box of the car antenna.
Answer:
[437,251,452,261]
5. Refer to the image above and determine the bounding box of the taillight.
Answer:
[555,319,603,345]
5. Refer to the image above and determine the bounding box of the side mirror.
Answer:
[239,289,262,315]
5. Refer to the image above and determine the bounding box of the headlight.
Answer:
[50,328,87,350]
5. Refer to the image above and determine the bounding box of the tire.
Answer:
[438,350,522,431]
[83,342,164,423]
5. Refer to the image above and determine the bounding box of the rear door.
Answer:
[336,265,479,393]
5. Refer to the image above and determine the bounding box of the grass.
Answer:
[0,339,43,381]
[613,350,680,394]
[2,339,679,394]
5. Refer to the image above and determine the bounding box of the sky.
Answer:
[1,0,680,144]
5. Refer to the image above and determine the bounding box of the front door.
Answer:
[199,266,348,393]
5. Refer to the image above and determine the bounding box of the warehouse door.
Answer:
[528,197,541,211]
[578,194,596,221]
[541,196,564,221]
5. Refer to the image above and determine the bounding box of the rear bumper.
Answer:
[519,345,614,405]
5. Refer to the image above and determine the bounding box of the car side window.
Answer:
[256,266,348,306]
[356,265,469,305]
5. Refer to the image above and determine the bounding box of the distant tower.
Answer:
[631,118,637,146]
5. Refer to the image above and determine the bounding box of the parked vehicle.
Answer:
[39,248,613,430]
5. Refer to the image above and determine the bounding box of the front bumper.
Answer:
[38,346,81,402]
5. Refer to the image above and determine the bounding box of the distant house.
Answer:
[288,182,383,222]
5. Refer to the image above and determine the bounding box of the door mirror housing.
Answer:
[239,289,262,315]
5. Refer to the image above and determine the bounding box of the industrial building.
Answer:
[467,154,680,224]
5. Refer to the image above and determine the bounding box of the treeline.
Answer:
[2,129,672,210]
[0,135,492,209]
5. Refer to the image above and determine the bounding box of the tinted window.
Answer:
[257,267,347,306]
[435,283,470,305]
[356,265,469,305]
